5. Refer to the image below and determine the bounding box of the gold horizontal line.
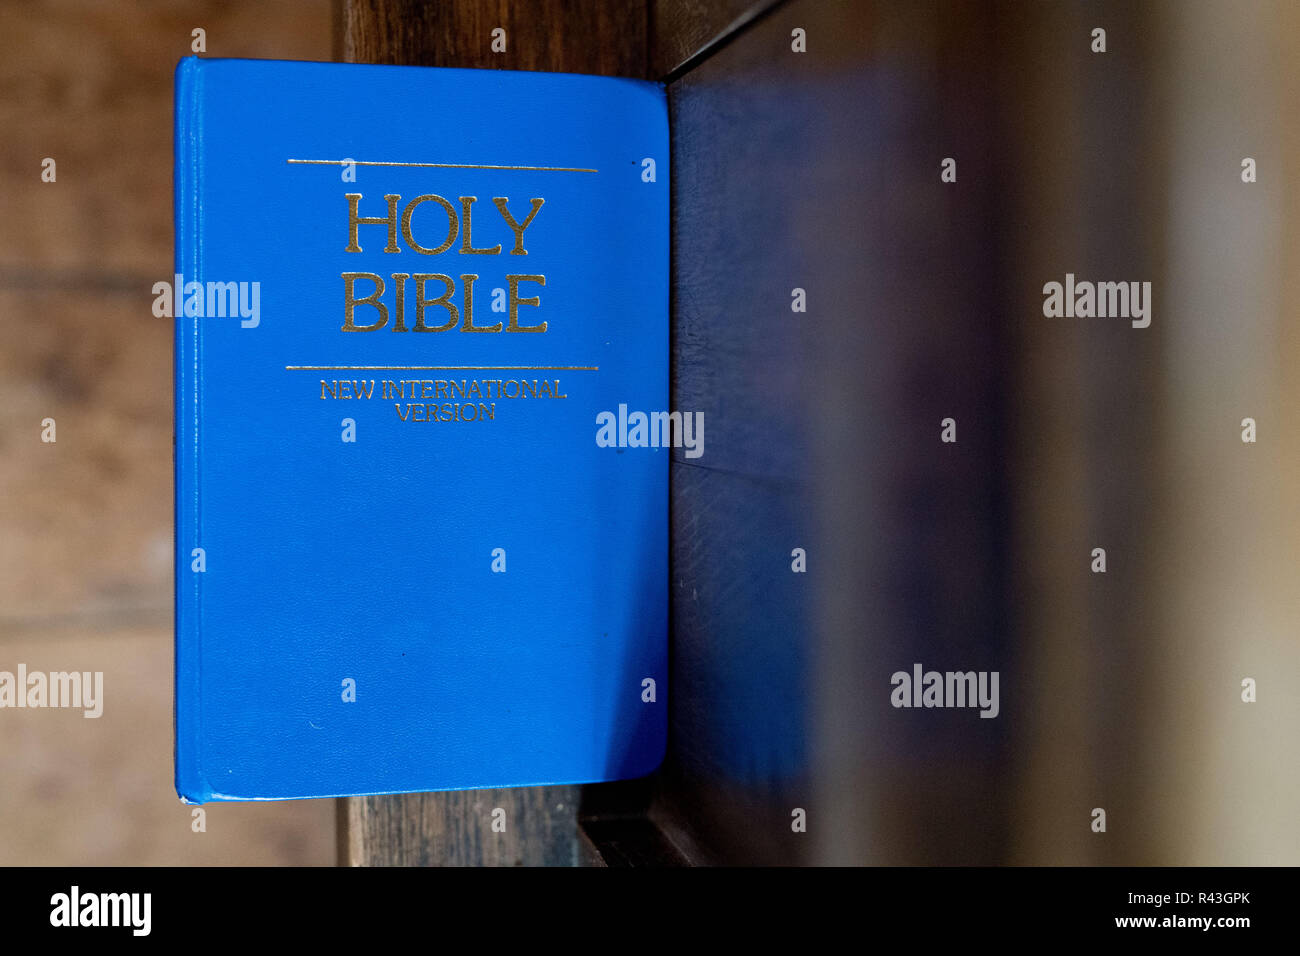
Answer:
[286,365,599,371]
[286,159,598,173]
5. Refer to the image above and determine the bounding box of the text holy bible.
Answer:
[174,58,667,802]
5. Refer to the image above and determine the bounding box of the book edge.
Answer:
[173,56,211,805]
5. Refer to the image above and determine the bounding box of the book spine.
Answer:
[173,56,209,803]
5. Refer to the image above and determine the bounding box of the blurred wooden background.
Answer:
[3,0,1298,866]
[0,0,336,865]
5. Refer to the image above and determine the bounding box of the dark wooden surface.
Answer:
[651,0,1182,865]
[654,0,1013,864]
[341,0,648,76]
[339,787,604,866]
[650,0,771,77]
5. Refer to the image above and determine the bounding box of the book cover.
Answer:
[174,57,668,803]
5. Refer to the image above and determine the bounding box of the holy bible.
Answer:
[174,57,667,802]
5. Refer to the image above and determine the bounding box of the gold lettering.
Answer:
[391,274,410,331]
[346,194,401,254]
[493,198,545,254]
[412,274,458,332]
[459,197,502,255]
[460,273,499,332]
[506,275,546,332]
[341,272,388,331]
[402,195,458,255]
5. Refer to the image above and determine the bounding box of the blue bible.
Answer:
[174,58,667,802]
